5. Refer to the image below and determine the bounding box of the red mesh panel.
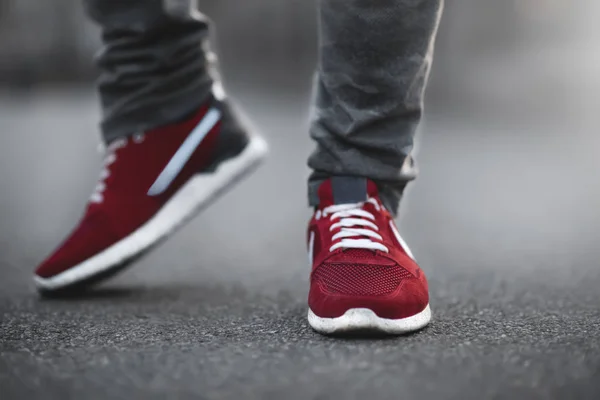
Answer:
[313,262,412,297]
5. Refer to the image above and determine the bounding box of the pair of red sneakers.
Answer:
[34,97,431,335]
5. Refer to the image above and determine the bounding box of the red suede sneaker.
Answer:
[307,178,431,334]
[34,97,268,293]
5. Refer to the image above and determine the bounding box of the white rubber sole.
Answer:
[34,135,269,291]
[308,304,431,335]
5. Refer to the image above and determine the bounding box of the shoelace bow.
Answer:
[318,198,389,253]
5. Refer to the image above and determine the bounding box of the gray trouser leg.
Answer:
[308,0,444,215]
[83,0,214,143]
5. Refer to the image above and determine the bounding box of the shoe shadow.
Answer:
[37,281,259,306]
[318,325,431,341]
[38,286,142,301]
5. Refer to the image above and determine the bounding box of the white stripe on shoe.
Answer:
[147,108,221,196]
[389,220,416,261]
[307,231,315,266]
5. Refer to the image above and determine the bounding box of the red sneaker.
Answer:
[34,97,268,293]
[307,178,431,334]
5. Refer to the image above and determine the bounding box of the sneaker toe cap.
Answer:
[309,273,429,320]
[35,214,119,279]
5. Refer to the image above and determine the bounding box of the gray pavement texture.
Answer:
[1,87,600,400]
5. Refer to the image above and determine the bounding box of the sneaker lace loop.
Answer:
[323,198,389,253]
[89,138,128,204]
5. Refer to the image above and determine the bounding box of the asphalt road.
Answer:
[0,86,599,400]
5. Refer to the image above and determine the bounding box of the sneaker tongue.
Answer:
[317,177,379,207]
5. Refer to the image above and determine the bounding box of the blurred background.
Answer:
[1,0,598,116]
[1,1,600,399]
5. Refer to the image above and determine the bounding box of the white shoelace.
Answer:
[90,134,144,204]
[318,198,389,253]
